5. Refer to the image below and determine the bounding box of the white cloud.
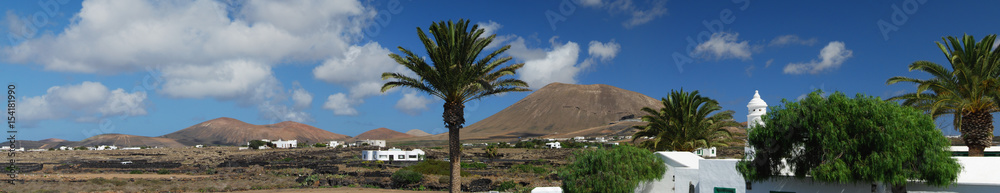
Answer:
[588,40,621,62]
[2,0,376,122]
[291,87,313,109]
[314,42,407,98]
[784,41,853,74]
[323,93,359,116]
[518,40,582,89]
[622,0,667,28]
[578,0,667,28]
[19,81,147,123]
[576,0,604,7]
[769,35,818,47]
[765,59,774,68]
[395,91,433,115]
[994,39,999,49]
[159,60,273,99]
[477,20,502,36]
[693,32,752,60]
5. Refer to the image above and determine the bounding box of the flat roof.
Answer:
[949,146,1000,152]
[656,151,703,169]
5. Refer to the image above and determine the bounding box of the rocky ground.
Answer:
[0,146,580,192]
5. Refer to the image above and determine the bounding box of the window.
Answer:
[398,155,405,159]
[409,155,417,159]
[379,155,387,159]
[714,187,735,193]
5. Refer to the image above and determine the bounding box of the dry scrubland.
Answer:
[0,146,579,192]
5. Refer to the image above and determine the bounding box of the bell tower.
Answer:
[747,90,768,128]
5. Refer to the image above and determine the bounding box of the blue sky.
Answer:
[1,0,998,141]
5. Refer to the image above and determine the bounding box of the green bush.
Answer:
[509,164,547,174]
[461,162,487,169]
[313,143,327,147]
[391,170,423,185]
[559,145,665,193]
[129,170,143,174]
[404,159,469,176]
[156,169,170,174]
[495,180,517,191]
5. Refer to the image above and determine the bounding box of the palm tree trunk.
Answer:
[961,111,994,157]
[444,101,465,193]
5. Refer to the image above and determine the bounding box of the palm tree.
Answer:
[887,34,1000,156]
[632,89,740,152]
[381,19,530,192]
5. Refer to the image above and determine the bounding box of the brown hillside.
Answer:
[161,117,350,146]
[405,129,432,137]
[405,82,663,141]
[74,134,186,148]
[352,128,413,140]
[39,138,67,143]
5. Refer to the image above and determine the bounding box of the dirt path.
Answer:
[235,187,447,193]
[16,173,213,180]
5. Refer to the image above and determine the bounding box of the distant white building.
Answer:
[573,136,586,141]
[58,146,70,150]
[121,147,141,150]
[328,141,344,148]
[195,145,204,148]
[694,147,717,158]
[272,139,297,149]
[545,142,561,149]
[361,148,425,161]
[353,139,386,147]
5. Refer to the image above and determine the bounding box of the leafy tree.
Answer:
[381,19,530,192]
[632,89,739,151]
[886,34,1000,156]
[559,145,665,193]
[737,91,961,192]
[313,143,327,148]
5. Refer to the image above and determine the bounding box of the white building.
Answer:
[271,139,297,149]
[694,147,717,158]
[360,148,425,161]
[746,90,767,129]
[353,139,386,147]
[328,141,344,148]
[637,151,1000,193]
[545,142,561,149]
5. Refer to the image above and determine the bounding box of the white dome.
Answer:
[747,90,767,109]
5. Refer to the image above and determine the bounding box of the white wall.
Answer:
[748,177,886,193]
[699,160,744,193]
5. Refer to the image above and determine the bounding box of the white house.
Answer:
[360,148,425,161]
[58,146,70,150]
[694,147,717,158]
[545,142,562,149]
[328,141,344,148]
[353,139,386,147]
[271,139,297,149]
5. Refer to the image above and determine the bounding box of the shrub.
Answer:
[509,164,547,174]
[157,169,170,174]
[313,143,327,147]
[461,162,487,169]
[495,180,517,191]
[404,159,469,176]
[129,170,143,174]
[559,145,665,193]
[391,170,423,185]
[300,174,320,187]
